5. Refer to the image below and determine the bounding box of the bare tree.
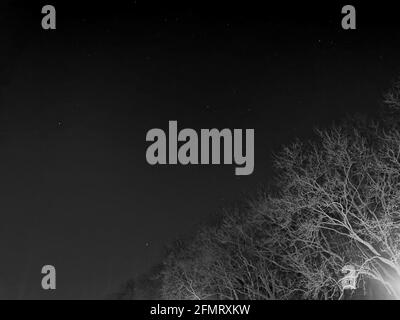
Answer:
[161,84,400,300]
[270,119,400,298]
[161,207,298,300]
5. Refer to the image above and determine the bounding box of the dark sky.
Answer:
[0,1,400,299]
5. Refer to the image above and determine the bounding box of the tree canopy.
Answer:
[122,83,400,300]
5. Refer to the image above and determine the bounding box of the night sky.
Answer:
[1,1,400,299]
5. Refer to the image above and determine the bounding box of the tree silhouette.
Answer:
[110,264,163,300]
